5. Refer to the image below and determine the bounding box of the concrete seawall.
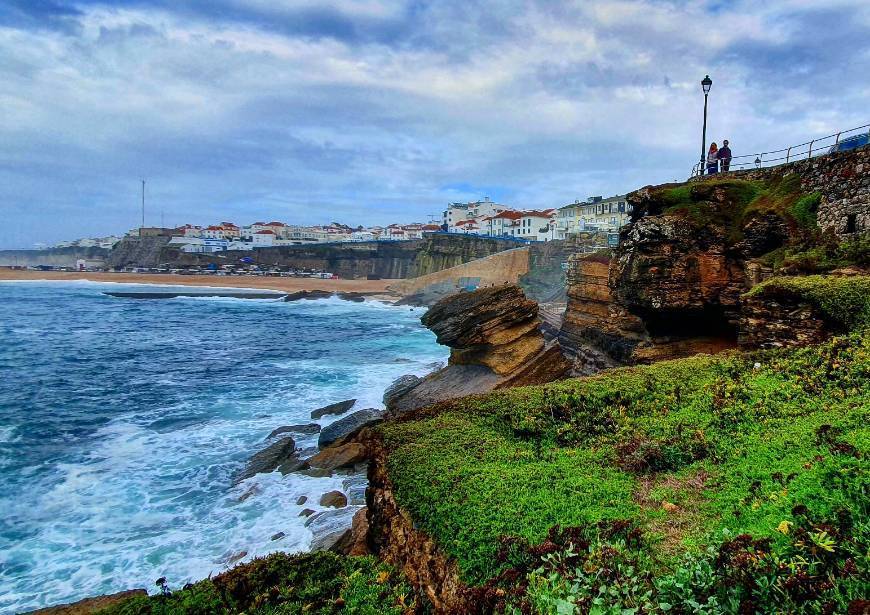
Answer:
[387,247,530,302]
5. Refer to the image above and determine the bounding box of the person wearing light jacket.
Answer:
[706,142,719,175]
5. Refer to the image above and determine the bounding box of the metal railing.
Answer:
[693,122,870,177]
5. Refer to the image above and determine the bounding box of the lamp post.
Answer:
[699,75,712,175]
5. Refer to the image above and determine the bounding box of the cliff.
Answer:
[559,149,870,371]
[109,233,521,279]
[411,234,521,277]
[106,236,172,269]
[0,246,109,268]
[386,285,571,414]
[370,333,870,614]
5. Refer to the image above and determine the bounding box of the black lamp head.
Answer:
[701,75,712,94]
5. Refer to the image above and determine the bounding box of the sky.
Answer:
[0,0,868,248]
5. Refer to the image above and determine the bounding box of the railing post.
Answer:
[808,140,814,158]
[835,132,841,147]
[786,147,791,164]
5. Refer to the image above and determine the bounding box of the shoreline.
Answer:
[0,270,400,301]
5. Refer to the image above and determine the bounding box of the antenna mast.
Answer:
[141,179,146,228]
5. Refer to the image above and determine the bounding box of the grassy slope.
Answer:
[381,333,868,585]
[94,552,416,615]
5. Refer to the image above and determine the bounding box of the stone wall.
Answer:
[690,144,870,237]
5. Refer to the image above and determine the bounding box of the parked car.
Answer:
[828,133,869,154]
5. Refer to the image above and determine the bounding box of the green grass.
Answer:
[378,334,870,597]
[95,552,416,614]
[745,275,870,331]
[655,174,822,246]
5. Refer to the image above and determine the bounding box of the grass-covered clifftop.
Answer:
[635,173,869,275]
[745,275,870,331]
[378,332,869,612]
[93,552,416,615]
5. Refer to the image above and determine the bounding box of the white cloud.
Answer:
[0,0,867,247]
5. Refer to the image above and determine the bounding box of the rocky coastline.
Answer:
[29,147,870,615]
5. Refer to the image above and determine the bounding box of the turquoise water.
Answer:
[0,281,447,613]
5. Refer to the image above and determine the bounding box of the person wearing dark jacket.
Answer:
[717,139,732,172]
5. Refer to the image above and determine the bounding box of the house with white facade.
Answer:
[442,197,508,228]
[252,230,276,247]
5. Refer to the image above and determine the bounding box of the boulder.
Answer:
[337,292,367,302]
[299,508,316,517]
[311,399,356,420]
[296,495,307,505]
[266,424,321,439]
[318,410,383,448]
[307,443,368,471]
[236,437,297,483]
[278,457,309,474]
[319,490,348,508]
[271,532,285,541]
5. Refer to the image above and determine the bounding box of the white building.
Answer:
[252,230,277,247]
[442,197,509,228]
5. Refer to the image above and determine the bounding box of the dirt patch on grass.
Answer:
[634,470,711,555]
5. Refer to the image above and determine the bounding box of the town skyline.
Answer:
[2,0,869,249]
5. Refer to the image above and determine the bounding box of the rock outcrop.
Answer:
[318,410,383,448]
[311,399,356,420]
[388,285,571,414]
[558,168,870,370]
[236,437,301,483]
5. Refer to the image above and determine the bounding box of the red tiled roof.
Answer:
[266,221,286,226]
[522,210,554,218]
[205,225,223,230]
[494,211,522,220]
[255,230,275,235]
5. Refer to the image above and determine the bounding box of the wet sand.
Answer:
[0,270,399,298]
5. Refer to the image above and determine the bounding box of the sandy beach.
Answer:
[0,270,399,298]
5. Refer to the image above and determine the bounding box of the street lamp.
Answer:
[699,75,712,175]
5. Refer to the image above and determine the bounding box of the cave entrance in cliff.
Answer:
[640,304,737,343]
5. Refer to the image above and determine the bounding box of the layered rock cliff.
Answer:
[560,156,869,371]
[113,232,520,279]
[387,285,571,414]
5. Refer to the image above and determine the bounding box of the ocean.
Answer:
[0,281,447,613]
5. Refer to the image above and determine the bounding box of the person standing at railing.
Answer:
[706,143,719,174]
[717,139,732,172]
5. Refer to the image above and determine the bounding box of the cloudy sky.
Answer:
[1,0,868,248]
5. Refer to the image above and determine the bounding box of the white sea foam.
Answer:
[0,281,448,612]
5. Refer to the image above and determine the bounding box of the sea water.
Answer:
[0,281,448,613]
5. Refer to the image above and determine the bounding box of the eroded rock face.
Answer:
[738,296,829,349]
[365,435,473,613]
[612,217,745,316]
[389,285,571,414]
[421,285,543,375]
